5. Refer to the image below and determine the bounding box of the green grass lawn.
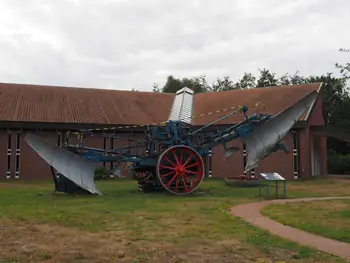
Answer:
[0,177,349,263]
[261,198,350,243]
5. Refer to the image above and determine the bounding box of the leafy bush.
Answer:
[328,150,350,174]
[94,167,112,180]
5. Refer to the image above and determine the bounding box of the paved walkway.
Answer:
[230,196,350,260]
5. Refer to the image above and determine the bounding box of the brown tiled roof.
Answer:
[0,82,321,126]
[0,83,175,125]
[192,83,321,125]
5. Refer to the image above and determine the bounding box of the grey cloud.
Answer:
[0,0,349,91]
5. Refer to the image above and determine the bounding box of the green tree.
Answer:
[303,72,350,155]
[162,75,184,93]
[289,70,308,85]
[235,72,256,89]
[161,75,210,93]
[152,83,160,92]
[279,74,291,85]
[335,62,350,79]
[183,75,210,93]
[256,68,278,87]
[211,76,236,91]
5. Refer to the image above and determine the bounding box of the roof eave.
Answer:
[0,121,147,132]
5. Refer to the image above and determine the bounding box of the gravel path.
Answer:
[230,196,350,260]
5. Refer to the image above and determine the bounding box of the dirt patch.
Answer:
[0,219,286,263]
[330,178,350,184]
[0,219,131,263]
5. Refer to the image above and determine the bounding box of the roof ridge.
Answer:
[0,81,175,95]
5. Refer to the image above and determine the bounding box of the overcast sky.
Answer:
[0,0,349,91]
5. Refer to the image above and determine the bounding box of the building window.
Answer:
[293,130,299,179]
[56,132,62,178]
[103,137,107,167]
[208,150,212,177]
[6,130,11,179]
[243,144,247,176]
[15,130,21,178]
[57,132,61,147]
[110,137,114,170]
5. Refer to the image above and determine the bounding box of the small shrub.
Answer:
[328,151,350,174]
[94,167,112,180]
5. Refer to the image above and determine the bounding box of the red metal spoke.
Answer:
[184,169,199,175]
[166,173,178,187]
[183,174,194,185]
[183,153,194,167]
[160,170,175,178]
[185,161,200,169]
[181,175,190,192]
[164,155,176,167]
[175,176,179,189]
[179,152,184,164]
[172,149,180,165]
[159,164,176,170]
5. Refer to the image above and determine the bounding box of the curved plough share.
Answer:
[24,133,102,195]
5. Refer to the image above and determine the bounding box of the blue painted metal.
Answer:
[73,105,289,170]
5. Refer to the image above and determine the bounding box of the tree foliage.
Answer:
[256,68,278,87]
[335,62,350,79]
[161,75,211,93]
[158,72,259,94]
[211,76,236,91]
[234,73,257,89]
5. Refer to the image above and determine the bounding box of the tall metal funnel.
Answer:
[168,87,195,124]
[24,133,102,195]
[243,90,319,172]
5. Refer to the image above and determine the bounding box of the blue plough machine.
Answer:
[24,88,318,195]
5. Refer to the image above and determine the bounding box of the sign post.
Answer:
[259,172,286,198]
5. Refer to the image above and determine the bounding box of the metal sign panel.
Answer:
[260,172,285,181]
[168,87,194,124]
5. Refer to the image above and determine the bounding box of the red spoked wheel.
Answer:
[156,145,205,195]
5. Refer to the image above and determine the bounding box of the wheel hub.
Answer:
[176,165,185,175]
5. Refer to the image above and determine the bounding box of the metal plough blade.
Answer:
[243,90,319,172]
[24,133,102,195]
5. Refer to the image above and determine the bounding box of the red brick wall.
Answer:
[298,95,327,178]
[211,139,244,178]
[298,128,311,179]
